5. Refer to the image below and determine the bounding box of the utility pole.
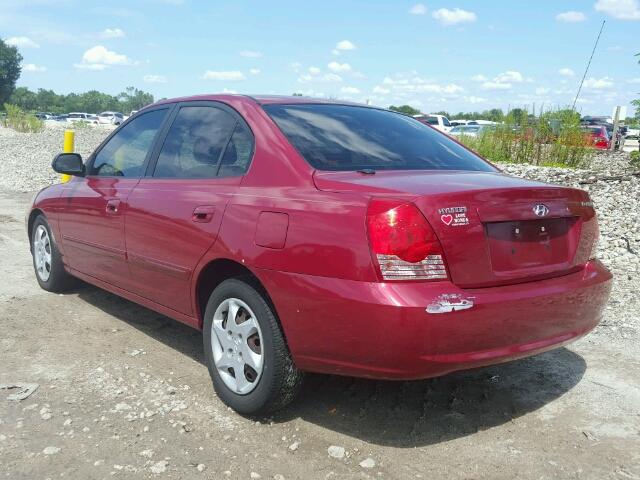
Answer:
[610,106,621,151]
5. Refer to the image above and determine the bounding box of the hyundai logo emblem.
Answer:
[533,204,549,217]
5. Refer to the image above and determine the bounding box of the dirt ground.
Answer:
[1,190,639,480]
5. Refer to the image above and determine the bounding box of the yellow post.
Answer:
[61,129,75,183]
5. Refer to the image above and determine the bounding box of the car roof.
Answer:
[152,93,363,108]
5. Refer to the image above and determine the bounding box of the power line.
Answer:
[572,20,606,110]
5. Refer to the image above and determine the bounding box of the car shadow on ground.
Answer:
[76,283,587,448]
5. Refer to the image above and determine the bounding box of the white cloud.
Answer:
[582,76,614,89]
[298,72,343,83]
[441,84,464,94]
[479,70,525,90]
[594,0,640,20]
[378,73,464,96]
[471,74,487,82]
[409,3,427,15]
[559,67,575,77]
[335,40,356,51]
[331,49,340,56]
[432,8,477,26]
[373,86,390,94]
[465,96,487,104]
[23,63,46,73]
[202,70,246,81]
[74,45,133,70]
[143,74,167,83]
[627,77,640,84]
[239,50,262,58]
[323,73,343,82]
[308,66,321,75]
[327,61,351,73]
[101,28,125,39]
[482,81,512,90]
[5,36,39,48]
[341,86,361,94]
[83,45,131,65]
[495,70,524,83]
[535,87,550,95]
[249,68,260,75]
[290,62,302,73]
[555,11,587,22]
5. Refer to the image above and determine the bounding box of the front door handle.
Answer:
[192,205,215,223]
[106,199,121,214]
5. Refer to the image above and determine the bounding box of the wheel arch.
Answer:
[27,208,45,250]
[194,258,281,332]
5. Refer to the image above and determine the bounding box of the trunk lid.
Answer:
[314,170,597,287]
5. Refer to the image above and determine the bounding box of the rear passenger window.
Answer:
[218,121,254,177]
[153,106,236,178]
[90,109,167,177]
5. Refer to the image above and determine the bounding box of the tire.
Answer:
[203,278,303,415]
[31,214,77,292]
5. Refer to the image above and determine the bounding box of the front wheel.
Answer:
[31,215,77,292]
[203,278,303,415]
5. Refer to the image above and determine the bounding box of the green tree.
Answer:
[9,86,37,110]
[486,108,504,122]
[389,104,421,116]
[0,39,23,107]
[118,86,154,113]
[507,108,527,125]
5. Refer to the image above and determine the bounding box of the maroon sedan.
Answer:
[29,95,612,414]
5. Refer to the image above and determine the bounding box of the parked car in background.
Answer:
[581,125,611,150]
[448,124,494,138]
[35,112,55,120]
[98,111,124,125]
[30,95,611,414]
[469,120,498,126]
[67,112,98,124]
[414,114,453,133]
[450,119,469,127]
[626,126,640,140]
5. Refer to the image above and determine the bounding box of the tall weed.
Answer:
[459,108,592,168]
[2,104,44,133]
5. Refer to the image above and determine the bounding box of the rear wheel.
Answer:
[203,278,303,415]
[31,215,76,292]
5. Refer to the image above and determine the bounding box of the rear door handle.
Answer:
[192,205,215,223]
[106,199,121,214]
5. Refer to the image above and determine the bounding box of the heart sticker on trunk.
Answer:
[441,214,453,225]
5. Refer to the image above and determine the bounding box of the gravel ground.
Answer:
[0,125,639,479]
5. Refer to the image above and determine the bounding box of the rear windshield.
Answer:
[264,104,496,172]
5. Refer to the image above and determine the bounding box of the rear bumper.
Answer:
[258,260,612,380]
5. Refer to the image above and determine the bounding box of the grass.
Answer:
[457,109,593,168]
[2,103,44,133]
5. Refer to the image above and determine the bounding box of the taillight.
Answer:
[366,199,448,281]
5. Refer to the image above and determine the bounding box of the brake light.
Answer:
[366,199,448,281]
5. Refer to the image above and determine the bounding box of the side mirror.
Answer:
[52,153,85,176]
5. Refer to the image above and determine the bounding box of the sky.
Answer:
[2,0,640,116]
